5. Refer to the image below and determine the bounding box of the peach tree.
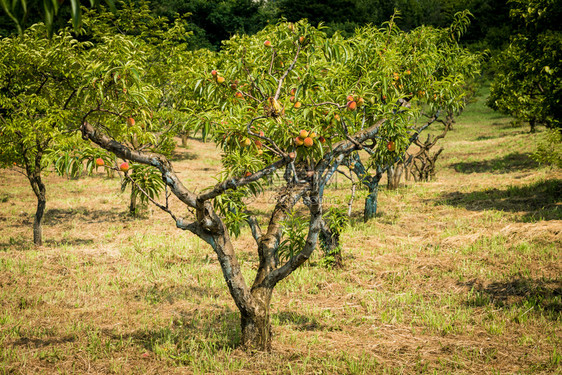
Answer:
[57,2,199,215]
[0,24,89,246]
[488,0,561,133]
[81,18,479,350]
[0,11,183,244]
[339,12,481,220]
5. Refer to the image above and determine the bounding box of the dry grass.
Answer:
[0,88,561,374]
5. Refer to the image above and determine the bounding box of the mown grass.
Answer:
[0,85,561,374]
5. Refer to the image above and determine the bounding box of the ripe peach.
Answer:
[217,76,225,84]
[299,129,309,139]
[295,137,304,147]
[211,70,218,77]
[119,162,129,172]
[303,137,313,147]
[242,138,252,147]
[288,152,296,159]
[346,101,357,111]
[387,141,396,152]
[95,158,104,167]
[294,101,302,109]
[264,40,272,47]
[127,117,135,126]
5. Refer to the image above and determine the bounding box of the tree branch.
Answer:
[273,43,301,101]
[197,157,290,202]
[81,121,198,209]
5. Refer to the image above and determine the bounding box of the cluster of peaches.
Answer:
[294,129,325,148]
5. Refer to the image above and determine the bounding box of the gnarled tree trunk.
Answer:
[241,286,273,350]
[409,112,453,182]
[364,181,379,222]
[387,163,404,190]
[25,147,47,247]
[32,177,46,246]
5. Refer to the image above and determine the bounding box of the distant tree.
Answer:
[341,11,481,221]
[487,0,561,132]
[460,0,512,50]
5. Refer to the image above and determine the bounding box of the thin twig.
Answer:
[123,170,179,222]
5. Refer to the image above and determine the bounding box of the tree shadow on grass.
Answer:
[170,150,198,161]
[108,307,242,358]
[45,238,95,247]
[43,207,135,225]
[273,310,329,331]
[435,179,561,221]
[11,335,76,348]
[461,277,562,321]
[132,283,218,305]
[450,152,539,174]
[0,236,94,251]
[0,236,32,251]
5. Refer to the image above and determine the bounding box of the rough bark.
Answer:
[409,112,453,182]
[364,182,379,222]
[344,153,383,221]
[32,177,46,246]
[241,286,273,350]
[387,163,404,190]
[24,143,47,247]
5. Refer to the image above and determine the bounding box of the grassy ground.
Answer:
[0,87,560,374]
